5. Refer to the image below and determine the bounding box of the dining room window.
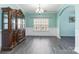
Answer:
[34,18,48,31]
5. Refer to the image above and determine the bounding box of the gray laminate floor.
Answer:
[0,36,77,54]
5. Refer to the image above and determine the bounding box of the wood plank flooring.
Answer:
[0,36,77,54]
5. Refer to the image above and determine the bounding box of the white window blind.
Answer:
[34,18,48,31]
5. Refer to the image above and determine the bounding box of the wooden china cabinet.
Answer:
[1,7,25,51]
[16,10,25,44]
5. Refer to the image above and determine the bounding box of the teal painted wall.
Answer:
[57,5,75,36]
[0,4,75,36]
[26,13,57,28]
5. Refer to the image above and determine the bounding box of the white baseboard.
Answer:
[25,27,57,36]
[74,48,79,53]
[57,35,61,39]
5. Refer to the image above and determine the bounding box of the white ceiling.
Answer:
[18,4,62,13]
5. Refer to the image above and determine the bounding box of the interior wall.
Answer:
[25,12,57,36]
[75,5,79,53]
[57,5,75,37]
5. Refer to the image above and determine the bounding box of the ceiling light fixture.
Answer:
[35,4,44,14]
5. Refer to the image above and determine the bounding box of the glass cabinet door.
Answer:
[17,18,25,29]
[3,13,8,29]
[17,18,21,29]
[20,18,23,29]
[12,16,16,30]
[23,19,25,29]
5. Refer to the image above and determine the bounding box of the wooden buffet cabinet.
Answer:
[1,7,25,51]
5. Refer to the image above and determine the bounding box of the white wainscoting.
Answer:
[26,27,57,36]
[0,30,2,51]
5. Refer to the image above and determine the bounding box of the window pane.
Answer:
[34,18,48,31]
[12,16,16,30]
[18,18,21,29]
